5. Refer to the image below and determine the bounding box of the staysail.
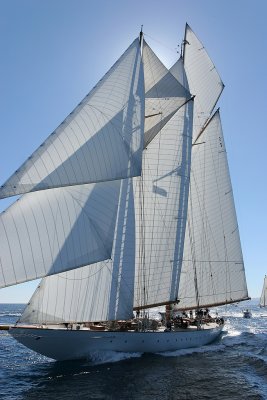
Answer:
[0,39,144,199]
[260,276,267,307]
[0,181,121,288]
[21,178,136,323]
[177,110,249,310]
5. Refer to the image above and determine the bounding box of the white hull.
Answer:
[10,323,223,361]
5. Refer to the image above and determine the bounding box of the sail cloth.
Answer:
[134,47,193,308]
[175,24,224,142]
[21,100,194,323]
[0,39,144,200]
[20,46,194,323]
[177,111,249,310]
[21,178,136,323]
[134,99,193,309]
[260,276,267,307]
[0,180,121,288]
[142,40,192,147]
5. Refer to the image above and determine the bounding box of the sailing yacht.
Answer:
[260,276,267,308]
[0,25,250,361]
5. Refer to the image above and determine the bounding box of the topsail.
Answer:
[0,39,144,199]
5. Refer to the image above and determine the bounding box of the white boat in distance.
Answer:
[1,25,250,361]
[260,275,267,308]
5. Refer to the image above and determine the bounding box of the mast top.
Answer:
[139,25,143,45]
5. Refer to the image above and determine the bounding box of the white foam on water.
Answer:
[156,343,225,357]
[86,350,143,365]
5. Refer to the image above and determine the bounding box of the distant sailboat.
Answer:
[0,25,250,361]
[260,275,267,308]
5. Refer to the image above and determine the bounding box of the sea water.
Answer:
[0,300,266,400]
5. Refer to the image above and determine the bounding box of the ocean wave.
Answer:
[0,312,21,317]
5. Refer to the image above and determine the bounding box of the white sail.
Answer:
[177,111,249,310]
[260,276,267,307]
[170,57,189,90]
[181,24,224,141]
[0,39,144,199]
[20,40,194,323]
[3,28,249,334]
[21,178,136,323]
[0,180,121,288]
[134,99,193,309]
[142,40,192,147]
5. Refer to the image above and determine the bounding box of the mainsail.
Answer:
[177,111,249,310]
[260,276,267,307]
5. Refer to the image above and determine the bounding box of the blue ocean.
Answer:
[0,300,266,400]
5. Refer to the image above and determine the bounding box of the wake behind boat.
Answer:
[0,25,249,360]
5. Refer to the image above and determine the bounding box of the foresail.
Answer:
[134,99,193,309]
[0,181,121,288]
[177,111,249,310]
[170,57,189,90]
[260,276,267,307]
[142,40,192,147]
[0,39,144,199]
[181,24,224,141]
[20,178,136,323]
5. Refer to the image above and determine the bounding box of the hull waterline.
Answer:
[9,324,223,361]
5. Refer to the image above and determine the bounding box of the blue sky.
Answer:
[0,0,266,302]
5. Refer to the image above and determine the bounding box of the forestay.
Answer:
[0,39,144,199]
[177,111,249,310]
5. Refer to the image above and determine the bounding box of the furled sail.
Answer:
[177,24,224,141]
[0,39,144,199]
[134,98,193,309]
[21,178,136,323]
[177,110,249,310]
[142,40,192,147]
[0,180,121,288]
[260,276,267,307]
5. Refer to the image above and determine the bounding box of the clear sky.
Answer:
[0,0,266,302]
